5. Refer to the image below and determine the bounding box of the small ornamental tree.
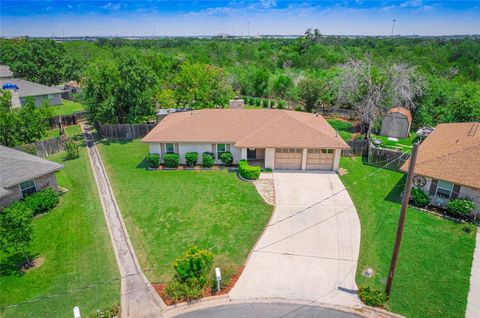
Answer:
[0,203,34,266]
[64,138,80,160]
[173,246,213,286]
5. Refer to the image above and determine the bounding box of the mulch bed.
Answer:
[152,267,244,306]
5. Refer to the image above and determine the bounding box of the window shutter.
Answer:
[226,144,231,151]
[429,179,438,196]
[212,144,216,153]
[160,143,164,156]
[175,143,179,153]
[451,184,461,199]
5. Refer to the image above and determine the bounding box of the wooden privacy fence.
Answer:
[98,123,156,139]
[367,145,410,171]
[15,137,65,158]
[342,139,369,157]
[49,111,88,128]
[323,108,356,120]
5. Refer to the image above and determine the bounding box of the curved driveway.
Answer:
[230,172,361,307]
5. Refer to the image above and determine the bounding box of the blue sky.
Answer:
[1,1,479,36]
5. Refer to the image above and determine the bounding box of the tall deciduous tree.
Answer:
[338,58,423,137]
[82,53,157,123]
[0,203,34,266]
[298,77,324,112]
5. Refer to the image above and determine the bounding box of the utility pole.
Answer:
[385,141,419,296]
[391,19,397,36]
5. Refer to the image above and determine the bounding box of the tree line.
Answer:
[0,34,479,129]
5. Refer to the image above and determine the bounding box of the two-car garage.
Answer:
[274,148,335,170]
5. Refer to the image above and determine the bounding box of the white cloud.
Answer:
[260,0,277,9]
[103,2,121,11]
[401,0,423,8]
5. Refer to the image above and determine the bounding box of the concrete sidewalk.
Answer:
[82,124,164,318]
[466,227,480,318]
[230,172,362,308]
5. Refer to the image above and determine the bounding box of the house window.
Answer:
[321,149,334,154]
[20,179,37,197]
[217,144,226,159]
[436,180,454,199]
[48,94,54,100]
[165,143,175,153]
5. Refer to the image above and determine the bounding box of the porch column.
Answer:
[301,148,307,171]
[333,149,341,171]
[241,148,247,160]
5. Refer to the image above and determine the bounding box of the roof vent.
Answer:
[468,123,478,137]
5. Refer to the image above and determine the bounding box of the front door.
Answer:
[247,148,256,159]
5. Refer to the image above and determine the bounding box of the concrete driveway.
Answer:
[230,172,362,307]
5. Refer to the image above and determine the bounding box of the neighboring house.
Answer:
[380,107,412,139]
[0,145,63,208]
[0,65,13,79]
[401,122,480,215]
[142,109,350,171]
[0,78,63,107]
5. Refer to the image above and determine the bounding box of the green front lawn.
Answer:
[0,148,119,317]
[49,99,85,116]
[340,157,475,318]
[97,139,272,283]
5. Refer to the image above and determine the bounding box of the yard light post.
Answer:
[215,267,222,292]
[385,141,419,297]
[73,306,81,318]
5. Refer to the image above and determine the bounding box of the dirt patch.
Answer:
[21,257,45,272]
[338,167,349,176]
[153,267,244,305]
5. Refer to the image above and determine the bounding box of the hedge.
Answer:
[239,160,260,180]
[146,154,160,168]
[185,152,198,167]
[164,153,180,168]
[5,187,59,217]
[202,152,214,167]
[220,151,233,166]
[447,198,476,216]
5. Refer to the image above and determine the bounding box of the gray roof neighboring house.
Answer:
[0,145,63,198]
[0,65,13,78]
[0,78,63,98]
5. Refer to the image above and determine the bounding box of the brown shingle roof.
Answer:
[142,109,350,149]
[400,122,480,189]
[389,107,412,124]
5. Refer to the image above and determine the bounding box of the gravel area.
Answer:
[253,173,275,205]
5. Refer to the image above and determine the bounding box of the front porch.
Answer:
[241,147,270,169]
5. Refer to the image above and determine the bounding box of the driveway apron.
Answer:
[82,124,165,318]
[230,172,362,308]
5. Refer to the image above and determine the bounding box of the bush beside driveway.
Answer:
[340,157,476,318]
[97,139,272,283]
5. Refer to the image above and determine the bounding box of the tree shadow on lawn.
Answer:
[384,174,406,204]
[0,252,40,277]
[96,138,135,146]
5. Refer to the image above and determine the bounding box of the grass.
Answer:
[0,148,119,317]
[49,99,85,116]
[370,133,417,153]
[339,157,476,318]
[97,139,272,283]
[43,124,83,141]
[327,119,354,141]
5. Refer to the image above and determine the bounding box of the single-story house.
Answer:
[400,122,480,215]
[380,107,412,139]
[0,145,63,208]
[0,78,63,107]
[142,109,350,171]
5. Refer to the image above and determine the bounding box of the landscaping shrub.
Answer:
[185,152,198,167]
[254,98,261,107]
[163,153,180,168]
[447,198,476,217]
[269,99,275,108]
[220,151,233,166]
[145,154,160,168]
[17,144,37,156]
[23,187,59,216]
[278,100,286,109]
[358,286,388,307]
[174,246,213,286]
[202,152,214,168]
[411,187,430,207]
[262,99,269,108]
[64,138,80,160]
[164,279,203,302]
[238,160,260,180]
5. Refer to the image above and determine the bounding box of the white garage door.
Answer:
[306,149,334,170]
[275,148,303,170]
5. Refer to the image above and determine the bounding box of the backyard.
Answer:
[43,124,82,140]
[97,139,273,283]
[49,99,85,116]
[0,148,119,317]
[340,157,476,318]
